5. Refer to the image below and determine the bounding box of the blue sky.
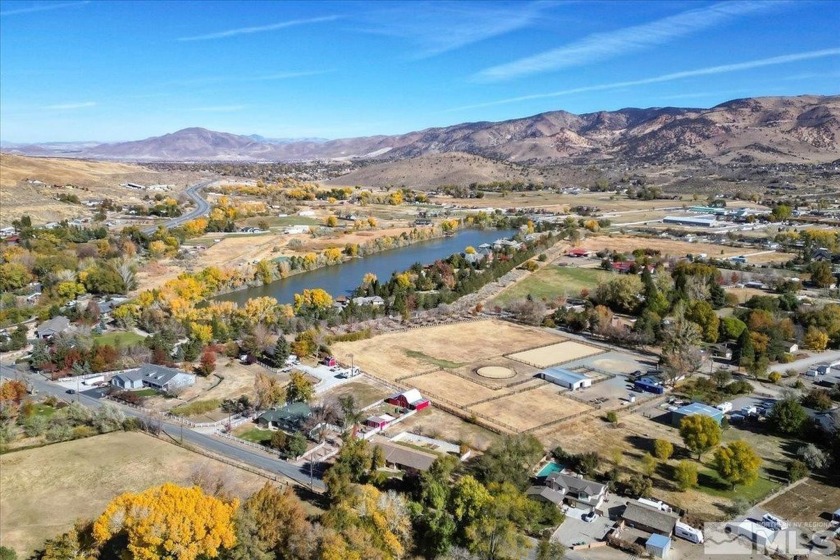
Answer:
[1,0,838,142]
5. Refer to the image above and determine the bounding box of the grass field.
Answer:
[696,467,778,502]
[0,431,267,556]
[92,331,146,347]
[321,380,392,408]
[237,427,274,445]
[404,350,465,370]
[507,340,602,368]
[493,266,613,305]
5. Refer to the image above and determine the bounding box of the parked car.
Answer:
[66,389,76,394]
[582,511,598,523]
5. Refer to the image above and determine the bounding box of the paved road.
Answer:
[769,349,840,374]
[142,178,215,234]
[0,362,326,491]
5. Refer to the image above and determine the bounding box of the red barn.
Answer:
[387,389,430,411]
[366,414,395,429]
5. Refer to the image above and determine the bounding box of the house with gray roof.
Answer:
[36,316,71,339]
[110,364,195,392]
[544,472,607,510]
[525,485,566,506]
[371,436,437,474]
[621,500,680,536]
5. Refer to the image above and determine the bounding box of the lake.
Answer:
[217,228,516,305]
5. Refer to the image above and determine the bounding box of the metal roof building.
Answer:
[539,367,592,390]
[671,402,723,427]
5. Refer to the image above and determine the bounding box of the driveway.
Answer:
[295,363,354,395]
[769,349,840,374]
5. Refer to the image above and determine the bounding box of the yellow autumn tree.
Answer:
[92,483,238,560]
[323,247,342,264]
[190,322,213,344]
[294,288,333,314]
[325,215,339,227]
[183,218,208,237]
[367,217,377,228]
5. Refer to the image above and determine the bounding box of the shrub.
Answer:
[605,411,618,424]
[788,460,809,482]
[538,254,548,262]
[768,372,782,384]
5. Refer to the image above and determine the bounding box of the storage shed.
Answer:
[671,402,723,427]
[539,367,592,390]
[646,534,672,558]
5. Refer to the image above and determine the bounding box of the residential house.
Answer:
[543,472,607,510]
[110,364,196,392]
[781,341,799,354]
[386,389,430,411]
[371,437,437,475]
[351,296,385,307]
[621,500,680,536]
[36,316,70,339]
[525,486,567,507]
[256,402,312,433]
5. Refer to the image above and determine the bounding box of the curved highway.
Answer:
[142,178,215,234]
[0,362,326,491]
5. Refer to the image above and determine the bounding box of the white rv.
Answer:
[716,402,733,414]
[675,521,704,544]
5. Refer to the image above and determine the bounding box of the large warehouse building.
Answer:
[663,215,720,227]
[539,367,592,390]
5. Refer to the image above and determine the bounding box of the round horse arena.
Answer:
[476,366,516,379]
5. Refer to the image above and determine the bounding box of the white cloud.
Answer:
[45,101,96,110]
[178,15,341,42]
[473,1,788,82]
[449,48,840,111]
[359,1,556,58]
[0,1,89,17]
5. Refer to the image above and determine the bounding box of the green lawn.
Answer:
[404,350,465,370]
[238,428,274,445]
[492,266,614,306]
[29,403,56,419]
[696,467,779,502]
[131,388,158,398]
[93,331,145,347]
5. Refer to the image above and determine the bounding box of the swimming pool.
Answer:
[536,461,565,478]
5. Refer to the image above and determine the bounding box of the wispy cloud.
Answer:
[45,101,96,110]
[473,1,788,82]
[178,15,341,42]
[190,105,246,113]
[167,70,330,88]
[359,1,557,58]
[0,1,88,17]
[448,48,840,112]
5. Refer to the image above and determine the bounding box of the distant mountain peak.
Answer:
[5,94,838,164]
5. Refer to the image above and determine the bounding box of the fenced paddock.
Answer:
[409,369,499,406]
[470,383,593,432]
[507,340,603,368]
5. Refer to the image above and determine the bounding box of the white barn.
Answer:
[539,367,592,390]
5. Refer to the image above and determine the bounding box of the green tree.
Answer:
[720,316,747,341]
[465,483,531,560]
[808,260,835,288]
[267,336,289,368]
[472,434,544,489]
[734,328,755,370]
[673,460,698,491]
[679,415,722,460]
[535,539,566,560]
[270,431,287,451]
[714,441,761,489]
[285,371,314,404]
[284,432,308,459]
[770,204,792,222]
[641,453,657,476]
[687,300,720,343]
[0,546,17,560]
[787,460,809,483]
[767,394,808,435]
[653,439,674,461]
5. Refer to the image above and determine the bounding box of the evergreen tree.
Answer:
[733,328,754,369]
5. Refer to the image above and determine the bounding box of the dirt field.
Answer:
[0,431,267,555]
[763,477,840,523]
[320,378,393,408]
[332,320,564,380]
[408,370,499,406]
[383,406,499,451]
[508,340,603,368]
[470,383,592,431]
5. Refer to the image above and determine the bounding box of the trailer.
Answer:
[675,521,704,544]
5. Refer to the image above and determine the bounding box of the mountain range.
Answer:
[5,95,838,165]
